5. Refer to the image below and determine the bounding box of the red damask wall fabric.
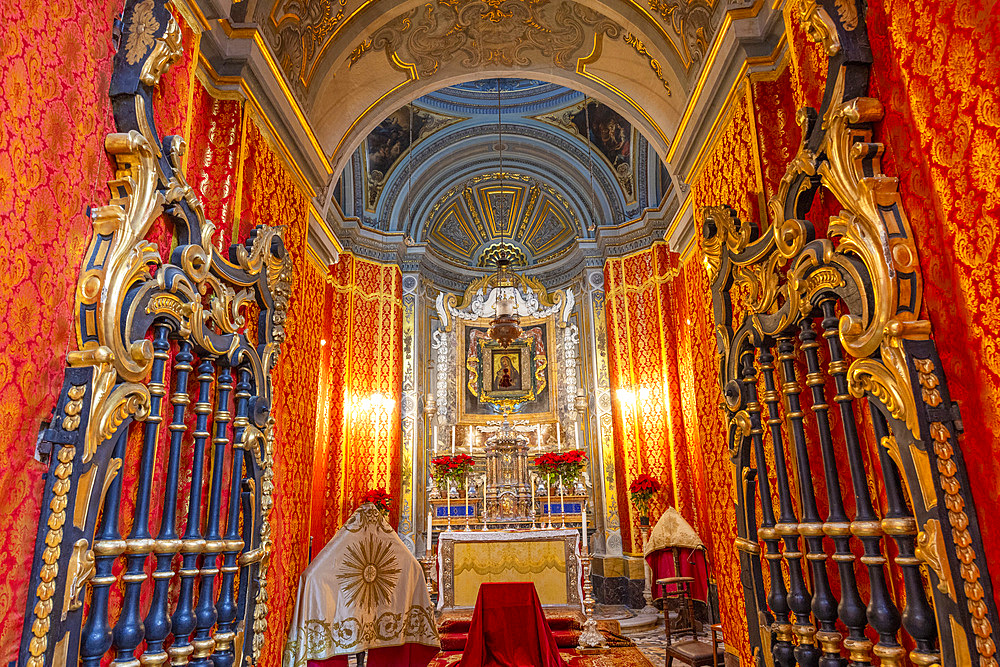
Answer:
[313,254,404,549]
[866,0,1000,613]
[238,115,325,667]
[603,243,695,556]
[0,0,121,657]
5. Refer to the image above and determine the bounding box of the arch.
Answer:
[256,0,720,177]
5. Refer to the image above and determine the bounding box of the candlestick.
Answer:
[463,475,471,531]
[433,423,438,454]
[546,478,553,529]
[556,422,561,451]
[451,425,456,455]
[559,477,566,528]
[481,475,488,531]
[469,425,474,452]
[531,481,537,529]
[536,424,541,452]
[447,487,452,530]
[426,511,432,558]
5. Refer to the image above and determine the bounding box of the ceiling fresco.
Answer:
[334,78,671,277]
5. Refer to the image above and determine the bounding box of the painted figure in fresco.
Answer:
[570,101,632,172]
[494,355,521,391]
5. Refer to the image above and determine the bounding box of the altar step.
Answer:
[437,611,584,652]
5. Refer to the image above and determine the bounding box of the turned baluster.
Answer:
[761,340,819,667]
[81,428,130,665]
[799,315,852,667]
[213,367,253,667]
[190,364,233,665]
[109,325,170,666]
[143,340,194,665]
[780,326,840,667]
[169,358,215,665]
[870,407,938,666]
[819,300,873,667]
[740,351,794,667]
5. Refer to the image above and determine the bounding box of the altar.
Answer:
[436,529,584,612]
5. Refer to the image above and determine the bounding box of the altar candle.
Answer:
[536,424,542,452]
[469,425,474,452]
[581,503,587,540]
[426,511,432,557]
[451,425,456,455]
[556,422,562,451]
[433,423,438,453]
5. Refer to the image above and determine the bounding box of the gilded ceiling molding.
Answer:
[267,0,349,91]
[348,1,620,78]
[623,32,673,95]
[645,0,718,70]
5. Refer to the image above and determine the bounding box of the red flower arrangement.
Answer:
[431,454,476,487]
[629,474,661,517]
[361,487,392,515]
[533,449,588,486]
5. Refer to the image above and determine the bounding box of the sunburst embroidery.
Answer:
[337,535,401,612]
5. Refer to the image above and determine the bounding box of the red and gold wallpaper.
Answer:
[313,253,404,549]
[866,0,1000,613]
[0,0,121,656]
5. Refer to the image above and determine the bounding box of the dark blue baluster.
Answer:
[742,351,795,667]
[110,325,170,666]
[819,299,873,667]
[213,367,252,667]
[190,365,233,665]
[799,315,850,667]
[144,340,194,665]
[870,406,935,666]
[81,429,130,665]
[775,333,825,667]
[169,358,215,665]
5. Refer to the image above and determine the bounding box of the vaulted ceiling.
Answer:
[199,0,788,288]
[333,78,671,279]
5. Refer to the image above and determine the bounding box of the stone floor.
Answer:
[594,604,726,665]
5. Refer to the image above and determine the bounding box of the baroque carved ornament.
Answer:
[704,0,999,665]
[20,1,290,665]
[350,0,621,77]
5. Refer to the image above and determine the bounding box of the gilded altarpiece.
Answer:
[460,319,556,422]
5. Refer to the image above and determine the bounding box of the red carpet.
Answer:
[428,648,655,667]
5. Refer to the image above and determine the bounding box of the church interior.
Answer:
[2,0,999,665]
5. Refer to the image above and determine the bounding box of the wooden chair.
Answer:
[660,579,722,667]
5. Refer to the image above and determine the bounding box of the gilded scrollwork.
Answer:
[350,1,620,79]
[23,1,290,664]
[703,0,998,662]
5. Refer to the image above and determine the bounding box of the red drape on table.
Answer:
[460,582,564,667]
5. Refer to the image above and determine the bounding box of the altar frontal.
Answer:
[437,529,583,611]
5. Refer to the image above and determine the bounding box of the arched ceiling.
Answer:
[333,78,671,279]
[198,0,787,287]
[256,0,725,176]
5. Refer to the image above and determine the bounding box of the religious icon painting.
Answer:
[491,349,524,392]
[460,320,555,421]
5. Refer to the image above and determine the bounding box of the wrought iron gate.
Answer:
[707,1,999,666]
[19,1,289,665]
